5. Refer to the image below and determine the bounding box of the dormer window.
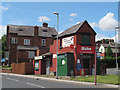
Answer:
[43,30,47,32]
[19,29,23,31]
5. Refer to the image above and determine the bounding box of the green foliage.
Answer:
[71,75,119,85]
[106,45,113,57]
[1,35,7,58]
[100,57,120,68]
[105,39,109,44]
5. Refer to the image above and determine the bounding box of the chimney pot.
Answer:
[43,22,48,27]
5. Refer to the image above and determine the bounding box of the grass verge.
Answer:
[71,75,119,85]
[36,75,119,85]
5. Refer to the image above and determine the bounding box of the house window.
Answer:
[24,39,30,45]
[81,34,90,45]
[50,53,53,66]
[42,39,46,46]
[60,38,62,47]
[28,51,35,59]
[11,37,18,44]
[101,49,103,53]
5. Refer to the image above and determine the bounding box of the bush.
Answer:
[100,57,120,68]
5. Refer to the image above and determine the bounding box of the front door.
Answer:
[83,58,90,75]
[46,58,50,75]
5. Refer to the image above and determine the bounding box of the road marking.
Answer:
[7,78,20,82]
[26,83,45,88]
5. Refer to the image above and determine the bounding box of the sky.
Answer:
[1,1,119,42]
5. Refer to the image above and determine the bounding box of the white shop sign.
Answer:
[53,54,57,58]
[34,56,42,60]
[77,59,80,63]
[62,36,74,47]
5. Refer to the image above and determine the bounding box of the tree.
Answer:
[1,35,7,58]
[106,45,113,57]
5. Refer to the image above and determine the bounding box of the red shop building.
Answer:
[33,20,96,76]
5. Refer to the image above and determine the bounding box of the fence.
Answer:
[12,62,34,75]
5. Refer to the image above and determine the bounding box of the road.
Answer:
[0,74,118,89]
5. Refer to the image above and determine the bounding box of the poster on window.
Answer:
[62,36,74,47]
[35,62,39,70]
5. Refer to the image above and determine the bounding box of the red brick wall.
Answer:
[50,21,96,75]
[7,26,54,63]
[76,22,96,46]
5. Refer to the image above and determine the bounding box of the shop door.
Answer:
[46,59,50,75]
[58,57,67,76]
[83,58,90,75]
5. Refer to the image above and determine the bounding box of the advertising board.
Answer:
[77,45,95,54]
[62,36,74,47]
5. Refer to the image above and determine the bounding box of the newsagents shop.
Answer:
[33,20,96,76]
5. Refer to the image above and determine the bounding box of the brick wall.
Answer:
[50,21,96,76]
[7,25,54,63]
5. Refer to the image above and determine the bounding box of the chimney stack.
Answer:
[102,39,105,44]
[109,39,114,44]
[43,22,48,27]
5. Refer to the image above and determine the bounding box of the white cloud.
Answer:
[38,16,51,22]
[0,6,8,11]
[90,22,98,28]
[76,22,81,24]
[0,25,7,39]
[96,33,119,43]
[58,30,64,34]
[99,12,118,31]
[70,13,78,17]
[90,12,118,31]
[96,34,110,41]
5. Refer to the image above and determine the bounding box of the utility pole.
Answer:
[53,12,59,79]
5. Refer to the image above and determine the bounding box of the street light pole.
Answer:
[115,26,119,74]
[53,12,59,79]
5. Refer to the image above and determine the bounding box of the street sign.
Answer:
[1,58,5,62]
[77,64,82,70]
[96,52,101,58]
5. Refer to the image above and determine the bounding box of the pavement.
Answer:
[0,73,119,88]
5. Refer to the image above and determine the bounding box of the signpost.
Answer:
[95,52,97,85]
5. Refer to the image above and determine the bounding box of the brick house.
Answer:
[34,20,96,76]
[6,22,57,64]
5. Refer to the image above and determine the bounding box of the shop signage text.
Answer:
[77,45,95,54]
[62,36,74,47]
[34,56,42,60]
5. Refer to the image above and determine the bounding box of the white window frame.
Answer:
[11,37,18,44]
[42,39,46,46]
[24,39,30,45]
[28,51,35,59]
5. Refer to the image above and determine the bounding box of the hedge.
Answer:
[100,56,120,68]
